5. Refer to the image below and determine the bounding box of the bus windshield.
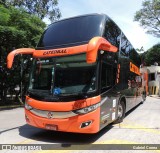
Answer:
[29,54,97,97]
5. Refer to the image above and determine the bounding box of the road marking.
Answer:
[114,122,160,135]
[93,139,137,144]
[17,138,37,144]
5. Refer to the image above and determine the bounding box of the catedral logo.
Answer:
[43,49,67,55]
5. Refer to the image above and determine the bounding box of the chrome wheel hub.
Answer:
[118,104,123,118]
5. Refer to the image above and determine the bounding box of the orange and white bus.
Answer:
[7,14,146,133]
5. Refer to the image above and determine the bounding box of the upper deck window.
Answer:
[37,15,105,49]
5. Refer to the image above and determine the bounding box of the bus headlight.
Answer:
[25,103,33,110]
[73,103,100,114]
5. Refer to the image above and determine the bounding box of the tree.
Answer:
[0,5,46,104]
[0,0,61,22]
[0,5,46,52]
[134,0,160,37]
[144,43,160,65]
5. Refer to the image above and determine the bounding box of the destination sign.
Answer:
[43,49,67,55]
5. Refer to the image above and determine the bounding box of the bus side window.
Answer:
[101,62,116,93]
[103,17,121,48]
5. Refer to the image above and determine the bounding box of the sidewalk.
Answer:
[149,95,160,99]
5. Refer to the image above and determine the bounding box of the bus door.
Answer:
[99,51,119,129]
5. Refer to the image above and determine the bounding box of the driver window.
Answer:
[101,52,117,93]
[101,62,112,92]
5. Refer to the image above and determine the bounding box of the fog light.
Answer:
[80,121,92,128]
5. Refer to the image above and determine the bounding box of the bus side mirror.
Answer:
[86,37,117,64]
[7,48,34,69]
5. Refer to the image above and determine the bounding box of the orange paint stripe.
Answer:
[130,62,140,75]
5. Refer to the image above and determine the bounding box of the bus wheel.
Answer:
[113,100,125,124]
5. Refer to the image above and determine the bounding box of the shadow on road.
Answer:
[19,124,113,144]
[0,126,20,134]
[18,101,143,146]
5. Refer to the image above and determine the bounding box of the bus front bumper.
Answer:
[25,108,100,134]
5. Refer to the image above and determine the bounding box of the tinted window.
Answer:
[101,63,113,89]
[101,51,117,93]
[37,15,105,49]
[103,17,121,48]
[149,73,155,81]
[120,33,132,57]
[120,33,141,66]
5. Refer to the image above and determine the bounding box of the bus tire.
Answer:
[113,100,125,124]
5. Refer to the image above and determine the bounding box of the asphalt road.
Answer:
[0,96,160,153]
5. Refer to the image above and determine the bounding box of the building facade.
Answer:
[140,66,160,96]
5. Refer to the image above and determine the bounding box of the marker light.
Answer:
[73,103,100,114]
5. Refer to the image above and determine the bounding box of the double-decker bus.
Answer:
[7,14,146,133]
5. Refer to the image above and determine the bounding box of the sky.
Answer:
[52,0,159,51]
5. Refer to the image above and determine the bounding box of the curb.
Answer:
[149,95,160,99]
[0,105,24,110]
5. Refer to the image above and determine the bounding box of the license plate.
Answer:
[45,124,58,131]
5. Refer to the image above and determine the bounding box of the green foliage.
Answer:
[0,5,46,104]
[0,5,46,52]
[0,0,61,22]
[0,5,10,25]
[144,43,160,65]
[134,0,160,37]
